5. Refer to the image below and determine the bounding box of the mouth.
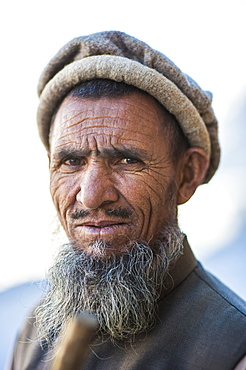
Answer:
[75,220,128,233]
[83,220,125,227]
[71,218,135,256]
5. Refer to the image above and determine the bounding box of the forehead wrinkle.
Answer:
[59,121,161,141]
[52,96,171,159]
[78,130,155,148]
[54,126,91,144]
[53,126,161,160]
[99,101,161,123]
[62,115,159,130]
[59,109,89,126]
[59,104,163,130]
[56,104,166,140]
[111,98,162,121]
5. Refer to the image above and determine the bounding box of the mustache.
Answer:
[71,207,133,220]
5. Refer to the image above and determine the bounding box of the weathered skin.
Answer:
[49,91,208,256]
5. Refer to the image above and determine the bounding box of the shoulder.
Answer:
[9,308,50,369]
[155,262,246,368]
[193,262,246,316]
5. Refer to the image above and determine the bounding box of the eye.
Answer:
[119,158,140,165]
[60,157,86,170]
[68,158,81,166]
[64,158,83,166]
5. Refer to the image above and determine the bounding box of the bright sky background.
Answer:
[1,0,246,291]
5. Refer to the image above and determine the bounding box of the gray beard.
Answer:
[35,226,184,352]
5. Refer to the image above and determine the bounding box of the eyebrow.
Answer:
[53,146,150,161]
[54,149,91,161]
[103,147,149,160]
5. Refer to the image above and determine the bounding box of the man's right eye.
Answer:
[63,158,84,167]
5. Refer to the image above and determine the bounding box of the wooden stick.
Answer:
[52,313,99,370]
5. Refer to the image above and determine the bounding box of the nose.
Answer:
[76,163,119,209]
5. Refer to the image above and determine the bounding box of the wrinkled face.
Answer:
[49,91,181,256]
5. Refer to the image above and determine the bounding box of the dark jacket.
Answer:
[9,242,246,369]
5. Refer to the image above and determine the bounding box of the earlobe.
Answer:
[177,148,210,205]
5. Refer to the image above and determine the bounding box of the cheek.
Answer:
[50,173,79,219]
[139,177,177,239]
[121,171,173,221]
[132,170,171,199]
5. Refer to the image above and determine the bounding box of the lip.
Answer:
[77,220,128,227]
[74,220,129,236]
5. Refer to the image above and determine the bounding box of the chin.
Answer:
[71,239,131,259]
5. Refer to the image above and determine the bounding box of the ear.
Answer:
[47,152,51,167]
[176,148,209,205]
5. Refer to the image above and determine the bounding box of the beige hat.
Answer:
[37,31,220,183]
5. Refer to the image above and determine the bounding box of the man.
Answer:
[10,31,246,369]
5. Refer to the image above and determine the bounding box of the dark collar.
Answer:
[162,236,197,297]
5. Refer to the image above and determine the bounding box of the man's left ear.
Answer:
[177,148,210,205]
[47,152,51,167]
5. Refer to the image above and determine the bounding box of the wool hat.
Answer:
[37,31,220,183]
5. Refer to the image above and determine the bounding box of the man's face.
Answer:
[49,91,180,257]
